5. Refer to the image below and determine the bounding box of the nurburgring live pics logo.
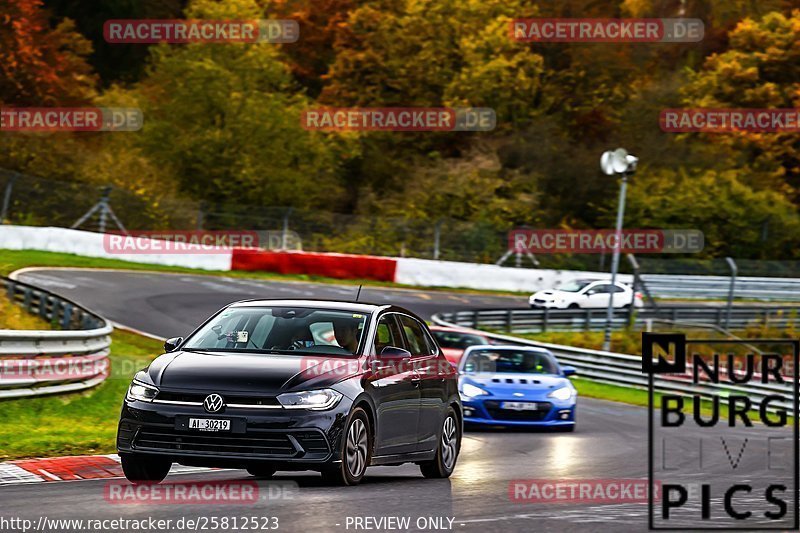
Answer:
[644,333,799,529]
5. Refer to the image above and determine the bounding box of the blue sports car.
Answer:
[457,345,577,430]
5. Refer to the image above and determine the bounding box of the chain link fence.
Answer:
[0,169,603,266]
[3,169,800,278]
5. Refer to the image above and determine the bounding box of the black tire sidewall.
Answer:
[121,455,171,484]
[330,406,372,485]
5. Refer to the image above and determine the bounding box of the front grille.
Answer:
[484,400,552,421]
[156,391,281,407]
[133,427,329,458]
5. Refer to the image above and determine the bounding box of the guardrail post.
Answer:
[39,294,49,319]
[62,303,73,329]
[0,171,19,223]
[6,280,14,299]
[472,310,478,328]
[725,257,737,330]
[585,309,591,331]
[542,308,549,333]
[23,287,32,311]
[506,310,513,333]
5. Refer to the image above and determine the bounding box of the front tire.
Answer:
[321,407,371,486]
[121,454,171,484]
[420,408,460,479]
[567,303,580,309]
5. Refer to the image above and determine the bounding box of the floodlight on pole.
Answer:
[600,148,637,352]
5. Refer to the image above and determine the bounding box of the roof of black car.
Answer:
[229,299,384,314]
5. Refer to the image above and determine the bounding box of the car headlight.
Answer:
[461,383,489,399]
[277,389,343,410]
[126,380,158,402]
[548,386,576,401]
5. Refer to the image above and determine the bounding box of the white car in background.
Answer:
[529,279,643,309]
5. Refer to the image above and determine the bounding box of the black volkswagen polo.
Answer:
[117,300,461,485]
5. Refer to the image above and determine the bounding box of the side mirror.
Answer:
[164,337,183,353]
[379,346,411,361]
[562,365,577,377]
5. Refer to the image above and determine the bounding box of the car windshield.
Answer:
[182,306,369,356]
[433,331,488,350]
[558,280,594,292]
[462,349,559,375]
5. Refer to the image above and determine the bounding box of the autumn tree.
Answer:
[0,0,96,105]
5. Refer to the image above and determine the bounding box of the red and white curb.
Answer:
[0,454,216,486]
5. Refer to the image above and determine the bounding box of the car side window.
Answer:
[592,284,612,294]
[399,316,433,356]
[374,314,403,354]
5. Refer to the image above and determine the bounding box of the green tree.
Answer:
[620,167,800,259]
[682,10,800,198]
[127,0,351,211]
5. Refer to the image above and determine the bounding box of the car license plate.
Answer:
[501,401,538,411]
[188,418,231,432]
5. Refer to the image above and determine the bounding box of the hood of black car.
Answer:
[145,350,363,394]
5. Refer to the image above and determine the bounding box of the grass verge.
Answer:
[0,291,53,330]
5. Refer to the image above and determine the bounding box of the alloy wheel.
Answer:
[346,418,368,477]
[441,416,458,470]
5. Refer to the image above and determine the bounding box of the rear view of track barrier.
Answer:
[0,277,112,399]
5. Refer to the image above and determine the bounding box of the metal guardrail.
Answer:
[431,314,795,412]
[0,277,112,399]
[436,306,800,334]
[643,274,800,301]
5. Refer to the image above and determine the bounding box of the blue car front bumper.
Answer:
[461,398,576,427]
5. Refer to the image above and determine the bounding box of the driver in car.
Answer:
[333,319,360,353]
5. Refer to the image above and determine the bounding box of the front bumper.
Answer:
[117,396,352,468]
[461,398,576,427]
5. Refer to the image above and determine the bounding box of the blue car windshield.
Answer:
[183,307,369,356]
[463,349,558,375]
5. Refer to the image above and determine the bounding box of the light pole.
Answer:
[600,148,638,352]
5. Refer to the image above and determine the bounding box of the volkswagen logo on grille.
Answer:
[203,394,225,413]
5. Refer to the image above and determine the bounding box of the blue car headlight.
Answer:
[460,383,489,400]
[548,385,576,402]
